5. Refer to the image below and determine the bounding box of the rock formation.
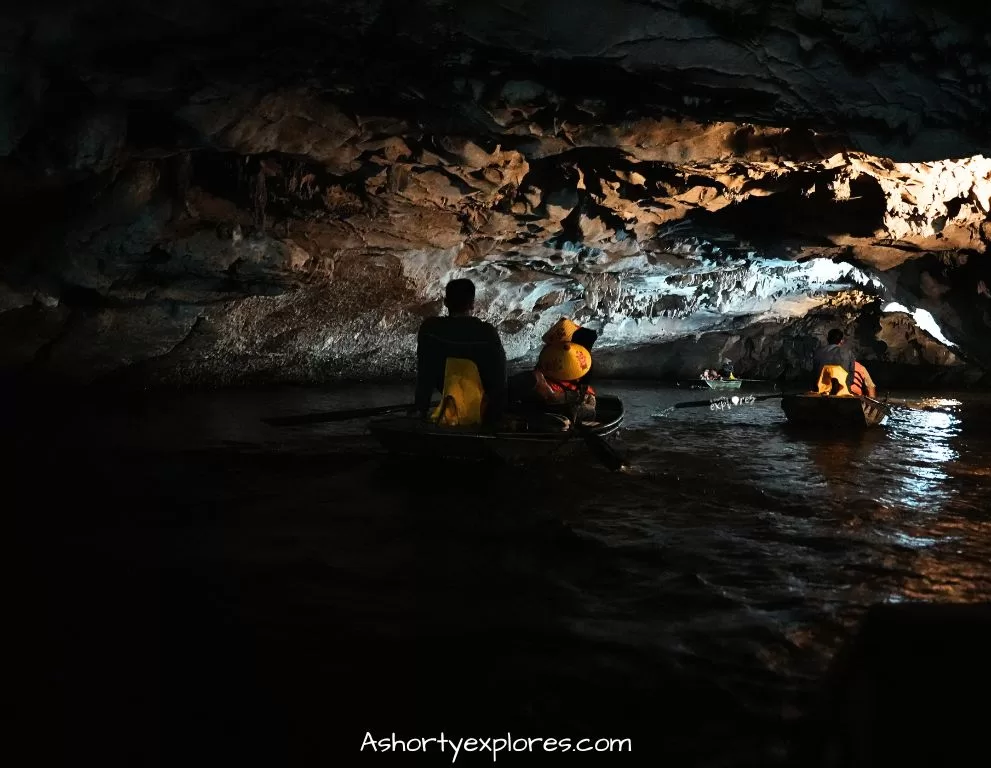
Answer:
[1,1,989,386]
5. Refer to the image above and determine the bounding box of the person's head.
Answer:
[827,328,844,345]
[571,327,598,351]
[444,279,475,316]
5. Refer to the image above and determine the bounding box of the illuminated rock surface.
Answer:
[1,1,989,385]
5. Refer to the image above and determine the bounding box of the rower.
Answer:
[414,279,507,426]
[813,329,855,390]
[508,317,597,426]
[812,328,876,397]
[533,342,596,422]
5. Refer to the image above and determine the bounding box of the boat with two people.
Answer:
[678,359,775,391]
[781,363,890,428]
[369,394,625,463]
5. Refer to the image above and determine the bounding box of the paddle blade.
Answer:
[579,428,627,471]
[673,393,785,409]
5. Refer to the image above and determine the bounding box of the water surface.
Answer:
[16,381,991,766]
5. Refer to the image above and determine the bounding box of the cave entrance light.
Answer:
[881,303,956,347]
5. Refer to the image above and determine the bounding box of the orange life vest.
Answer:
[848,361,872,397]
[546,379,595,397]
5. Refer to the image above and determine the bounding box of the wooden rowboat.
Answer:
[369,395,625,462]
[704,378,742,391]
[676,378,774,390]
[781,393,890,428]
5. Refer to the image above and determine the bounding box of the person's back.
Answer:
[813,329,855,389]
[813,344,854,372]
[415,280,507,424]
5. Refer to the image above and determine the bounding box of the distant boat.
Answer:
[781,394,890,428]
[676,378,775,390]
[704,378,742,390]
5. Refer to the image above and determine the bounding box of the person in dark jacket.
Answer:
[414,279,507,424]
[812,328,876,396]
[813,329,855,374]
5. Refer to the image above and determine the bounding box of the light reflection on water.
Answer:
[597,383,989,613]
[881,406,960,511]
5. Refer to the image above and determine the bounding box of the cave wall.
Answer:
[1,1,990,386]
[592,298,980,388]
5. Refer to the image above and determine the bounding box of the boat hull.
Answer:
[781,394,890,428]
[704,379,742,391]
[369,395,624,462]
[678,378,775,391]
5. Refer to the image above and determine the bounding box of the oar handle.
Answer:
[263,401,430,426]
[673,393,785,409]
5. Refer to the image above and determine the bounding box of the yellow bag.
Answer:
[432,357,485,426]
[816,364,852,396]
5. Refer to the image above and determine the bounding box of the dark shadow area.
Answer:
[690,173,888,245]
[799,602,991,768]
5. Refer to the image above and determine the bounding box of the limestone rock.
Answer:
[1,0,989,384]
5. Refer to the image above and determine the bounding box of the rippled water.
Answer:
[14,381,991,766]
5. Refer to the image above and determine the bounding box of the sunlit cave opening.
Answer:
[882,303,957,348]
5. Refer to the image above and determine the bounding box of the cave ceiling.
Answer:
[1,0,990,385]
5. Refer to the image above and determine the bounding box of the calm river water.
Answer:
[13,381,991,766]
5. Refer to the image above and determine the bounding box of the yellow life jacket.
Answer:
[816,364,853,396]
[432,357,485,426]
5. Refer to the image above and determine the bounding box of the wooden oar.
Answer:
[673,393,786,409]
[571,395,627,471]
[576,426,627,471]
[673,392,950,414]
[263,402,430,427]
[871,396,960,413]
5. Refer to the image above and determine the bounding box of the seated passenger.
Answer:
[508,318,597,424]
[508,317,579,401]
[414,279,507,426]
[849,360,877,398]
[533,342,596,422]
